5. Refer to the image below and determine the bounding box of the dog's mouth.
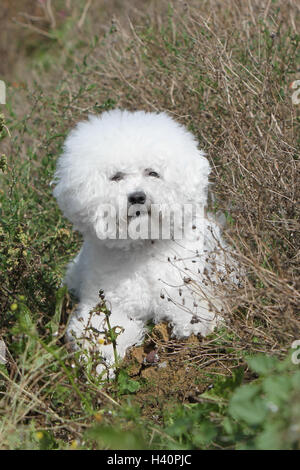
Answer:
[127,205,151,222]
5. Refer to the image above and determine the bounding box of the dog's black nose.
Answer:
[128,191,147,205]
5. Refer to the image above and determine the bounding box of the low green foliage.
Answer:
[117,370,141,395]
[148,355,300,450]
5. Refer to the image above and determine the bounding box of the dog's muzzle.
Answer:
[128,191,147,205]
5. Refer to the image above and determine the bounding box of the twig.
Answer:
[78,0,92,30]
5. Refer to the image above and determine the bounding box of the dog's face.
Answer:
[98,157,187,241]
[53,110,210,244]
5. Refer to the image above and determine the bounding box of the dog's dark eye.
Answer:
[110,172,125,182]
[145,168,160,178]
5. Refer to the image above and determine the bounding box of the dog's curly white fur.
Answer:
[53,109,231,374]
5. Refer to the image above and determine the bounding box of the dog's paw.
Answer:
[171,314,218,339]
[95,362,116,380]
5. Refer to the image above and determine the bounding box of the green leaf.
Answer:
[229,383,268,425]
[262,375,291,406]
[47,285,68,335]
[246,354,278,375]
[193,421,218,446]
[87,425,146,450]
[254,422,283,450]
[201,367,244,403]
[117,370,141,395]
[17,303,37,335]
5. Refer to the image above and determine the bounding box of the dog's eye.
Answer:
[110,172,125,182]
[145,168,160,178]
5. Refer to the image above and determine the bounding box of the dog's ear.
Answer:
[53,167,95,234]
[181,150,210,207]
[53,121,105,234]
[155,113,210,207]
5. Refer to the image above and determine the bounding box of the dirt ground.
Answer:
[115,323,236,419]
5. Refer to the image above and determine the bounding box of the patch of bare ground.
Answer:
[118,323,242,418]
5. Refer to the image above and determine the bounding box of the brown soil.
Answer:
[120,323,235,419]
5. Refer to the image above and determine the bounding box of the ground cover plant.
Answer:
[0,0,299,450]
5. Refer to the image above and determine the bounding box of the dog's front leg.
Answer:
[95,310,145,377]
[66,302,145,378]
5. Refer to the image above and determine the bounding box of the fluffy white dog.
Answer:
[53,109,232,375]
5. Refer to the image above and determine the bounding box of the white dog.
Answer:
[53,110,233,375]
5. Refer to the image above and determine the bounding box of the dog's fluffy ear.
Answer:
[53,120,104,234]
[182,149,210,207]
[155,112,210,207]
[164,142,210,208]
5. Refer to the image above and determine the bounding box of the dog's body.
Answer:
[53,110,231,373]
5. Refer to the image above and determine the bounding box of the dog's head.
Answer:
[53,110,210,245]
